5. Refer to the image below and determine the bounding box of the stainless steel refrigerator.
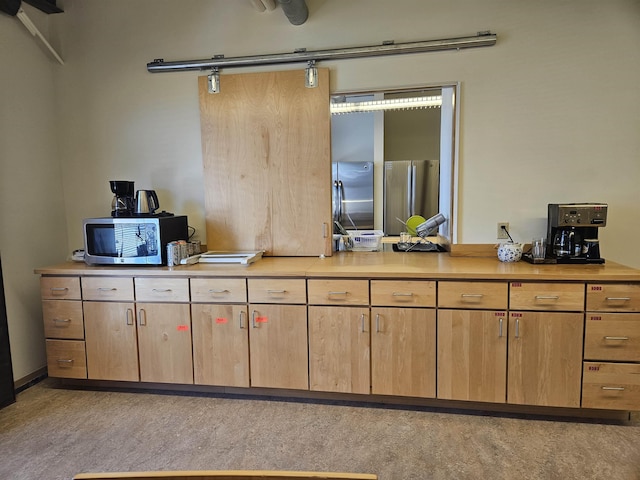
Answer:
[383,160,440,235]
[332,161,374,231]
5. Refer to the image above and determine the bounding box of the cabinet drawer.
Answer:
[45,339,87,379]
[587,284,640,312]
[191,278,247,303]
[584,313,640,362]
[582,362,640,410]
[82,277,134,301]
[509,282,584,311]
[134,278,189,302]
[371,280,435,307]
[307,279,369,306]
[42,300,84,339]
[438,281,507,310]
[40,276,81,300]
[248,279,306,304]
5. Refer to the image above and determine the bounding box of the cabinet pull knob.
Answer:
[605,297,631,302]
[52,318,71,325]
[138,309,147,326]
[208,289,229,294]
[515,318,520,338]
[603,336,629,341]
[375,314,381,333]
[126,308,134,326]
[534,295,560,300]
[461,293,483,298]
[499,318,503,338]
[239,310,246,329]
[50,287,69,295]
[601,386,625,391]
[56,359,74,366]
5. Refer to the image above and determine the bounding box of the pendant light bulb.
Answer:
[208,67,220,94]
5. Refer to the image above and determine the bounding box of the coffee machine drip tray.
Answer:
[522,253,605,265]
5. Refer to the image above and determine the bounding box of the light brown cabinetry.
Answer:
[41,276,86,379]
[248,279,308,390]
[582,284,640,409]
[191,278,249,387]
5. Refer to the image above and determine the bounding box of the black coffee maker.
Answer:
[546,203,607,264]
[110,180,135,217]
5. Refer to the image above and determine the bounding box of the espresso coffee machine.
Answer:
[546,203,607,264]
[110,180,135,217]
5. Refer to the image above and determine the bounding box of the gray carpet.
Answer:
[1,378,639,480]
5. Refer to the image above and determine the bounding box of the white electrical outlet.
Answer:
[497,222,510,239]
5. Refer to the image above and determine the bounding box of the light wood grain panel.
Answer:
[84,302,139,382]
[248,304,308,390]
[248,278,306,304]
[509,282,584,311]
[370,280,435,307]
[307,279,369,305]
[42,300,84,339]
[191,278,247,303]
[371,307,436,398]
[308,306,370,394]
[507,311,583,407]
[137,303,193,384]
[584,313,640,361]
[135,277,189,302]
[582,362,640,410]
[41,276,81,300]
[199,69,331,257]
[438,281,508,309]
[586,283,640,312]
[192,304,249,387]
[437,309,507,403]
[82,276,134,301]
[45,339,87,379]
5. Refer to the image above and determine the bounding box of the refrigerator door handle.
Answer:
[338,180,344,221]
[333,180,339,222]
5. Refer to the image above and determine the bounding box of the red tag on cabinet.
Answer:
[215,317,228,324]
[511,282,522,287]
[256,316,268,323]
[177,325,189,331]
[591,285,603,291]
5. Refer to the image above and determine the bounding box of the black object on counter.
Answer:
[0,256,16,409]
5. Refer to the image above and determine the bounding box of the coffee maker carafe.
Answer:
[546,203,607,264]
[110,180,135,217]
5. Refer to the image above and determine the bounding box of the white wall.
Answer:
[0,5,68,381]
[2,0,639,379]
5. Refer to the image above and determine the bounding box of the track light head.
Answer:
[207,67,220,94]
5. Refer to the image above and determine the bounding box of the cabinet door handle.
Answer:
[52,318,71,325]
[603,336,629,341]
[515,318,520,338]
[601,386,625,391]
[534,295,560,300]
[50,287,69,295]
[239,310,246,329]
[375,314,381,333]
[361,313,367,333]
[56,358,74,366]
[138,309,146,326]
[499,318,503,338]
[251,310,258,328]
[126,308,134,326]
[605,297,631,302]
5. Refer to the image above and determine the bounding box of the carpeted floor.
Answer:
[1,378,639,480]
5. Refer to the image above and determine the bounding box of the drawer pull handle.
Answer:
[56,359,74,366]
[52,318,71,325]
[605,297,631,302]
[208,289,229,294]
[601,386,625,391]
[152,288,172,293]
[98,287,117,292]
[267,289,287,295]
[604,336,630,341]
[328,291,348,296]
[392,292,414,297]
[461,293,483,298]
[50,287,69,295]
[535,295,560,300]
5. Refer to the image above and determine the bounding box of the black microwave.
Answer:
[83,215,188,265]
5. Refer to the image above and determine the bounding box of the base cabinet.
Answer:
[507,311,583,408]
[437,309,507,403]
[371,307,436,398]
[308,306,370,394]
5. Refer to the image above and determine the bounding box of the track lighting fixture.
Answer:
[305,60,318,88]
